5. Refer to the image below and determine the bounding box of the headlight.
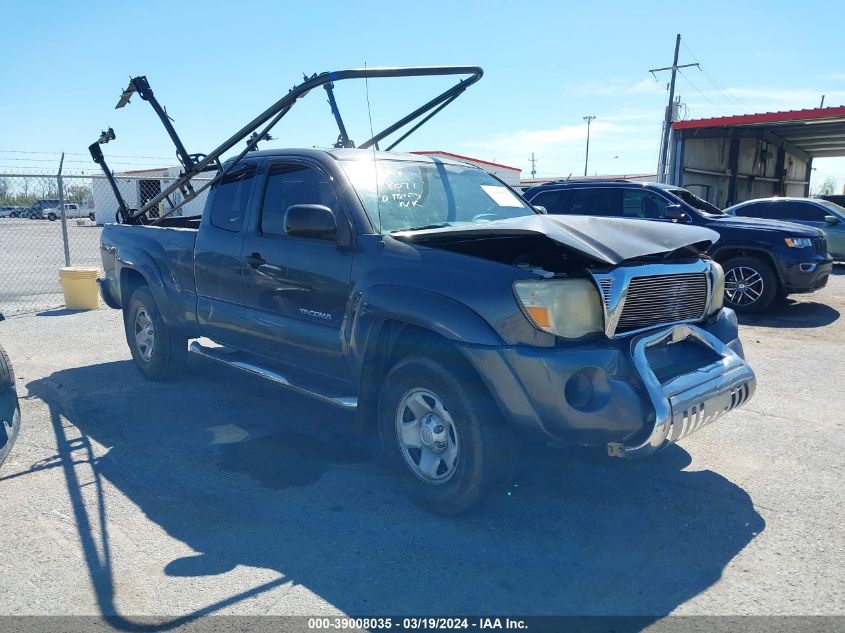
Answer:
[707,261,725,315]
[784,237,813,248]
[514,278,604,339]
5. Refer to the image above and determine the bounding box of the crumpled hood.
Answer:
[392,214,719,266]
[715,214,824,236]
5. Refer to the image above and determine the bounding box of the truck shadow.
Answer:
[27,358,764,630]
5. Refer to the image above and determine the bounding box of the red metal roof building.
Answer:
[411,151,522,186]
[668,106,845,206]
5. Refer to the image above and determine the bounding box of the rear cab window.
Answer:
[208,163,257,232]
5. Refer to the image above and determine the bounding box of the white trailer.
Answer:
[88,167,213,225]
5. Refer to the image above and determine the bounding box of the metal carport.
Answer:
[667,105,845,207]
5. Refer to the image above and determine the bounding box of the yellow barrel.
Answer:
[58,267,101,310]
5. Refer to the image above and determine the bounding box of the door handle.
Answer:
[244,252,266,268]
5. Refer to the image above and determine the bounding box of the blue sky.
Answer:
[1,0,843,189]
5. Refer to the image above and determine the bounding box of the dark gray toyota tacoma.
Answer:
[100,148,756,513]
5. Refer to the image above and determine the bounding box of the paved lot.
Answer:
[0,218,102,316]
[0,270,843,625]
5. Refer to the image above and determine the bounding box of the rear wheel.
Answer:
[378,355,511,515]
[47,213,57,221]
[124,286,187,380]
[722,256,778,313]
[0,345,21,468]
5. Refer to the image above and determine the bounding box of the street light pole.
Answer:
[583,115,596,177]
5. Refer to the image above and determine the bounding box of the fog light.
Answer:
[565,370,594,410]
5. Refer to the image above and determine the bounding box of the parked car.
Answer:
[43,203,95,222]
[726,197,845,260]
[0,206,21,218]
[99,149,756,514]
[819,194,845,208]
[522,181,832,313]
[0,343,21,468]
[26,199,62,220]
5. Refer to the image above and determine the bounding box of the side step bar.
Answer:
[189,341,357,410]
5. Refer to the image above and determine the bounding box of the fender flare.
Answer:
[709,244,784,285]
[116,249,179,325]
[347,284,503,384]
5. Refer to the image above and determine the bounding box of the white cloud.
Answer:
[569,78,665,96]
[459,119,660,176]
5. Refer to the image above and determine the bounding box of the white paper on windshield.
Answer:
[480,185,523,207]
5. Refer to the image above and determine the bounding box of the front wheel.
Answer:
[378,355,511,515]
[124,286,187,380]
[47,213,56,221]
[0,345,21,468]
[722,256,778,313]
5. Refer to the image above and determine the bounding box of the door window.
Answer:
[734,202,785,220]
[568,188,619,216]
[622,189,671,218]
[260,163,337,236]
[209,164,256,232]
[783,202,828,222]
[529,189,570,213]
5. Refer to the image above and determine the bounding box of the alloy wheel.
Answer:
[395,388,460,484]
[725,266,764,306]
[134,308,155,362]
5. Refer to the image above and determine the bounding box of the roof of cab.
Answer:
[229,147,475,167]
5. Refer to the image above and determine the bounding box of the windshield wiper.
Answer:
[392,222,451,233]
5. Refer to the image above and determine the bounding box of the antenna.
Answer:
[529,152,537,179]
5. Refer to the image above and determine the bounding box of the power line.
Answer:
[0,149,175,161]
[680,39,748,110]
[677,68,732,116]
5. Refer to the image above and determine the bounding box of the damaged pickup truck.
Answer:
[94,67,756,514]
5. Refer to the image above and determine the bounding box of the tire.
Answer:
[0,345,21,468]
[378,355,511,515]
[47,213,57,221]
[124,286,187,380]
[722,256,778,313]
[88,213,95,222]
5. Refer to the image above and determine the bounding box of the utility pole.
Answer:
[650,34,698,183]
[529,152,538,179]
[583,116,596,177]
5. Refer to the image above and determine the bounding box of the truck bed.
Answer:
[100,222,199,320]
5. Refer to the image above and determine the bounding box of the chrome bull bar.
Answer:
[607,323,756,459]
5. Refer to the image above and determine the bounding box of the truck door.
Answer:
[240,159,353,380]
[194,161,258,348]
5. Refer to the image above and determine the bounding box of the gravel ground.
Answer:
[0,270,843,625]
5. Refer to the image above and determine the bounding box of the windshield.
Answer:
[668,188,724,215]
[340,159,536,234]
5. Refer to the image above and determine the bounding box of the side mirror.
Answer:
[284,204,336,239]
[824,215,840,225]
[664,204,687,221]
[533,205,548,214]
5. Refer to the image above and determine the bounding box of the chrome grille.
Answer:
[615,272,709,334]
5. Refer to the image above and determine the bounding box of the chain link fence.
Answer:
[0,170,212,317]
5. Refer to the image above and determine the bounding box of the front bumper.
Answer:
[460,309,755,457]
[780,253,833,294]
[607,323,755,458]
